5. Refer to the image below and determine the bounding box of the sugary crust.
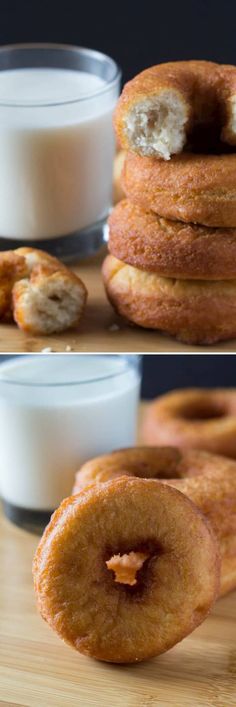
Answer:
[123,152,236,228]
[73,446,236,597]
[33,476,219,663]
[0,251,28,321]
[142,388,236,458]
[108,200,236,279]
[102,255,236,344]
[113,151,126,204]
[115,60,236,157]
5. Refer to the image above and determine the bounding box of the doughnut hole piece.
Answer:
[33,477,220,663]
[126,92,189,160]
[13,265,87,335]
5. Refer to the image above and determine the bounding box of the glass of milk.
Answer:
[0,354,141,530]
[0,43,120,260]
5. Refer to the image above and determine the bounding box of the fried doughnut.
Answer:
[123,151,236,228]
[102,255,236,344]
[73,446,236,597]
[108,200,236,279]
[33,476,219,663]
[0,246,87,335]
[142,389,236,458]
[114,60,236,160]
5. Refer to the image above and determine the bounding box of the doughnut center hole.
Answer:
[106,550,150,586]
[180,402,226,421]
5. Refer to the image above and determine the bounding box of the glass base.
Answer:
[3,499,54,534]
[0,218,107,264]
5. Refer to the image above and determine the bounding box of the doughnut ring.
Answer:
[108,200,236,279]
[122,152,236,228]
[114,60,236,160]
[73,446,236,597]
[33,476,219,663]
[142,389,236,458]
[0,247,87,335]
[102,255,236,345]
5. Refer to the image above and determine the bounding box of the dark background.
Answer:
[0,355,236,398]
[1,0,236,84]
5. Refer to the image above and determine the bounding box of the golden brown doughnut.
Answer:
[122,151,236,228]
[102,254,236,344]
[73,446,236,597]
[114,60,236,160]
[33,476,219,663]
[108,200,236,279]
[0,246,87,335]
[142,389,236,459]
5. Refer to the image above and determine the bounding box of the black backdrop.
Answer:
[1,355,236,399]
[1,0,236,84]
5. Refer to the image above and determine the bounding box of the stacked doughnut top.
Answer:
[103,60,236,345]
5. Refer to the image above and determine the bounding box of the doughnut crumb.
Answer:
[106,551,149,586]
[125,92,189,160]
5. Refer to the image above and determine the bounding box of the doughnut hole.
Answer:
[105,540,160,591]
[126,92,189,160]
[178,400,227,422]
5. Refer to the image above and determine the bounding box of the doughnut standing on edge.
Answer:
[33,477,219,664]
[114,60,236,161]
[0,247,87,335]
[73,446,236,597]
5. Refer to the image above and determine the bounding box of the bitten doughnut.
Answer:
[33,476,219,663]
[102,255,236,344]
[0,246,87,335]
[123,152,236,228]
[73,446,236,597]
[114,60,236,160]
[142,388,236,458]
[108,200,236,279]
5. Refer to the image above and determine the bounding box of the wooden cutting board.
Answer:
[0,405,236,706]
[1,247,236,353]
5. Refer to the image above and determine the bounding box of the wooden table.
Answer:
[0,405,236,706]
[1,247,236,353]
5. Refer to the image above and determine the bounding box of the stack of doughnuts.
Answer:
[33,445,236,664]
[103,60,236,344]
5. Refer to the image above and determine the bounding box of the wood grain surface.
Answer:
[0,406,236,706]
[1,247,236,353]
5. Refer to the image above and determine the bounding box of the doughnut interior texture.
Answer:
[115,60,236,160]
[33,477,219,663]
[73,446,236,597]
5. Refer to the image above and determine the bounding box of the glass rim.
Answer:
[0,42,121,108]
[0,354,141,388]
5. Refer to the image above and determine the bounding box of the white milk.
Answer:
[0,355,140,510]
[0,68,116,239]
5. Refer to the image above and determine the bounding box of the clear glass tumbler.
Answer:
[0,43,121,261]
[0,354,141,531]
